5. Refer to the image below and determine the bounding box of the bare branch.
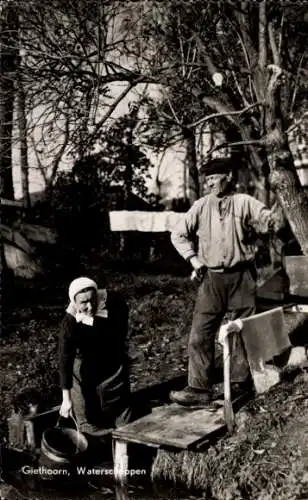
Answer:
[226,16,256,102]
[204,138,262,158]
[228,62,260,131]
[287,111,308,134]
[266,64,283,96]
[30,136,48,185]
[85,80,138,148]
[278,10,284,56]
[229,59,251,107]
[186,45,197,81]
[268,22,280,66]
[233,2,258,68]
[48,115,70,187]
[188,101,262,129]
[161,86,182,126]
[258,0,267,70]
[177,12,186,79]
[289,53,305,116]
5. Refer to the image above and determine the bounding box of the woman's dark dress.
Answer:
[59,291,131,430]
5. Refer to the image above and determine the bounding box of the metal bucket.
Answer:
[41,415,88,464]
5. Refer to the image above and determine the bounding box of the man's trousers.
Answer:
[188,267,256,391]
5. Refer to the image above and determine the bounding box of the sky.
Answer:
[12,82,187,203]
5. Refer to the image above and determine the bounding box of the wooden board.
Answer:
[256,268,287,303]
[285,256,308,297]
[113,400,238,450]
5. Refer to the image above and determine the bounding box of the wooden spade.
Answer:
[223,332,235,434]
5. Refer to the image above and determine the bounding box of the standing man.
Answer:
[170,157,283,406]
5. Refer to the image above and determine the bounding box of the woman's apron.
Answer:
[72,359,131,429]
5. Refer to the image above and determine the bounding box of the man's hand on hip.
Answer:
[190,257,207,283]
[190,256,204,271]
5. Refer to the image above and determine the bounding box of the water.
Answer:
[3,473,205,500]
[2,447,204,500]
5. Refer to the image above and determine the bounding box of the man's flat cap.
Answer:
[199,157,233,176]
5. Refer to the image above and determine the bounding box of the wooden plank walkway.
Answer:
[113,402,225,449]
[112,394,249,498]
[113,394,248,451]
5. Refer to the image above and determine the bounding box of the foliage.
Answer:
[53,109,152,201]
[2,0,308,251]
[74,109,152,199]
[1,0,154,194]
[122,1,308,187]
[118,1,308,253]
[48,111,153,258]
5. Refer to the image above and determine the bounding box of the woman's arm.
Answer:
[60,389,73,418]
[58,316,76,417]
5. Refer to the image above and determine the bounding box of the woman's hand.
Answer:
[60,399,73,418]
[60,389,73,418]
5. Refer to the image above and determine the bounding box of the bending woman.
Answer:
[58,277,131,435]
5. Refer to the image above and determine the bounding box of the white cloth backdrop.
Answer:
[109,211,183,232]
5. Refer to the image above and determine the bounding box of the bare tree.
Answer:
[0,0,156,199]
[18,0,155,187]
[0,0,18,199]
[122,0,308,253]
[16,75,30,207]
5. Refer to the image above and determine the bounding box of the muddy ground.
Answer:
[1,270,195,428]
[2,268,308,499]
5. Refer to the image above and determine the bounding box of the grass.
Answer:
[0,270,195,439]
[152,371,308,499]
[2,265,308,499]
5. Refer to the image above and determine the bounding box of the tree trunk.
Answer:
[265,66,308,255]
[0,4,18,199]
[270,155,308,255]
[120,122,134,256]
[183,128,199,203]
[239,124,270,204]
[17,78,30,208]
